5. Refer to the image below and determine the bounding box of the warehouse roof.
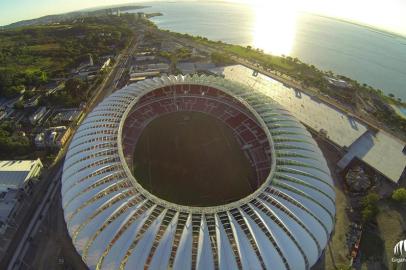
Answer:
[0,159,43,191]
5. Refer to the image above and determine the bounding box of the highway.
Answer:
[7,164,63,270]
[4,31,141,270]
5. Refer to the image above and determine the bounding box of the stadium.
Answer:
[61,75,336,270]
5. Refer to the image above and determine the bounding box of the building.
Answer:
[213,65,406,184]
[29,106,47,125]
[4,95,23,109]
[101,58,111,71]
[146,63,170,73]
[35,126,72,149]
[77,54,94,71]
[161,41,183,52]
[48,126,70,148]
[134,55,156,62]
[23,94,41,108]
[0,159,43,233]
[129,71,160,82]
[177,62,216,75]
[61,75,335,270]
[44,83,64,95]
[0,189,18,233]
[34,132,46,148]
[0,159,43,192]
[52,109,83,125]
[325,76,352,89]
[56,127,72,148]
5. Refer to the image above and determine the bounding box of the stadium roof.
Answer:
[61,75,336,270]
[0,159,43,191]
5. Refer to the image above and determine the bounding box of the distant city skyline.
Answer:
[0,0,405,36]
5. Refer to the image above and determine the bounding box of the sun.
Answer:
[251,0,298,55]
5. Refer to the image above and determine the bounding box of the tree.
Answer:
[64,78,88,101]
[361,193,380,223]
[211,52,234,65]
[0,123,31,158]
[14,101,24,110]
[392,188,406,203]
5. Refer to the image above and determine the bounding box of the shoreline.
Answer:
[142,3,406,101]
[391,104,406,120]
[149,24,405,141]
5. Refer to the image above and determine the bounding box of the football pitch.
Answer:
[133,111,257,207]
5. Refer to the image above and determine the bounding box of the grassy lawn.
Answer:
[376,201,405,269]
[311,180,351,270]
[27,43,62,51]
[326,185,352,269]
[223,44,295,71]
[133,111,257,206]
[311,138,351,270]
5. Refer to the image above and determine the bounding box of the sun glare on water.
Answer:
[251,0,298,56]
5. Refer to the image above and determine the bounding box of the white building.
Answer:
[0,159,43,191]
[325,76,352,89]
[0,159,43,233]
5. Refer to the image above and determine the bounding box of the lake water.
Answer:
[134,2,406,100]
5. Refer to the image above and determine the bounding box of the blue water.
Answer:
[134,2,406,100]
[399,107,406,117]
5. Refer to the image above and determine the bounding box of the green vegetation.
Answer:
[361,193,380,223]
[376,202,406,268]
[160,48,192,63]
[0,15,133,98]
[132,111,256,206]
[0,121,32,158]
[211,52,235,65]
[226,45,296,71]
[0,15,135,158]
[359,226,385,262]
[43,78,89,107]
[0,70,47,97]
[360,200,406,268]
[392,188,406,203]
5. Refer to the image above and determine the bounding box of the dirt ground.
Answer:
[133,111,257,206]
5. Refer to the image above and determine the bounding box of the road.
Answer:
[7,163,63,270]
[4,31,141,270]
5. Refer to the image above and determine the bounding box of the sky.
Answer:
[0,0,405,36]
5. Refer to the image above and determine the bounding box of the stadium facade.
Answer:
[61,75,336,270]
